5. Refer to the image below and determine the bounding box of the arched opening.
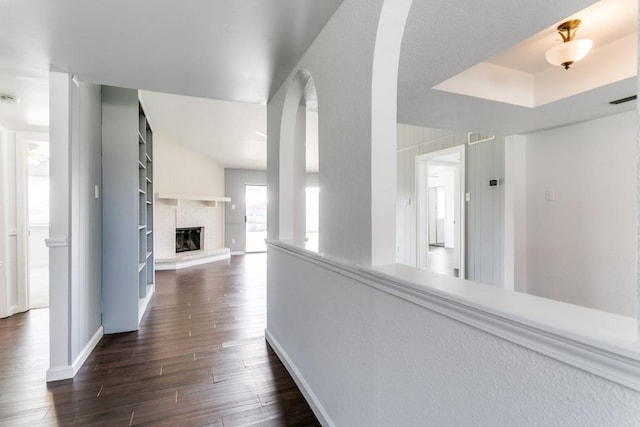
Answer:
[279,69,319,251]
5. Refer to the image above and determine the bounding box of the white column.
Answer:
[46,71,73,381]
[370,0,413,266]
[504,135,527,292]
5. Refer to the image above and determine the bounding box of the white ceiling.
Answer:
[141,91,267,170]
[1,0,637,168]
[0,0,343,104]
[488,0,636,74]
[433,0,637,108]
[0,0,341,166]
[0,74,48,132]
[398,0,637,135]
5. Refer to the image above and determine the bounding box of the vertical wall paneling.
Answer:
[397,124,504,287]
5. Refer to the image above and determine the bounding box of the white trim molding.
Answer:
[71,326,103,377]
[267,240,640,391]
[47,326,104,382]
[46,365,75,382]
[265,330,336,427]
[45,237,69,248]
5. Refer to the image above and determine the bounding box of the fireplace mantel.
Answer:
[155,193,231,207]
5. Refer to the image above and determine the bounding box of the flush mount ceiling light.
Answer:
[545,19,593,70]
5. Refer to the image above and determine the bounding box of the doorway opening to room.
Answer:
[25,137,50,309]
[245,184,267,253]
[416,145,465,278]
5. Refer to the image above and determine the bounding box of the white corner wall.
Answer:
[48,73,103,381]
[522,111,636,317]
[268,245,640,426]
[154,134,224,196]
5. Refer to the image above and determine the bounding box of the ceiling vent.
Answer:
[468,132,495,145]
[609,95,636,105]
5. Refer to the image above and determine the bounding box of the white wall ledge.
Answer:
[155,193,230,203]
[266,239,640,391]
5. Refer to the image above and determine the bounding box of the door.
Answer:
[245,185,267,253]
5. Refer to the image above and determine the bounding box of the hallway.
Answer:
[0,254,319,426]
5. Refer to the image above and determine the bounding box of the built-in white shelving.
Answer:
[102,85,155,334]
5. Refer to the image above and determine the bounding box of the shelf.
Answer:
[138,131,146,144]
[138,263,145,272]
[138,188,146,194]
[155,193,231,207]
[146,251,152,259]
[147,230,153,235]
[146,200,152,205]
[138,160,146,169]
[138,225,146,230]
[146,177,152,183]
[146,154,152,163]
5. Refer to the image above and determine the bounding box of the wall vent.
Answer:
[468,132,495,145]
[609,95,636,105]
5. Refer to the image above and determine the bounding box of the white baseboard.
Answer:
[230,251,245,256]
[138,284,155,322]
[72,326,103,376]
[155,253,230,270]
[47,326,103,382]
[265,329,335,427]
[46,365,74,382]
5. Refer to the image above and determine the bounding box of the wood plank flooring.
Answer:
[0,254,320,426]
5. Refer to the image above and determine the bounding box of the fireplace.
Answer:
[176,227,202,253]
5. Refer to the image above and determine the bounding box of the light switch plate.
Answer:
[545,189,555,201]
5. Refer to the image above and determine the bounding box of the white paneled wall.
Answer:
[466,135,505,287]
[397,123,504,287]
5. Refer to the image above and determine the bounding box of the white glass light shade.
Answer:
[545,39,593,68]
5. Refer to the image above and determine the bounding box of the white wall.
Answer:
[521,111,636,317]
[268,246,640,427]
[154,134,224,196]
[71,82,103,360]
[48,74,103,381]
[153,134,226,259]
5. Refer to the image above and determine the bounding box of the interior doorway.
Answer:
[245,184,267,253]
[26,139,49,308]
[416,145,465,278]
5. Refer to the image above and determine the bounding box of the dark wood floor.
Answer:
[0,254,320,426]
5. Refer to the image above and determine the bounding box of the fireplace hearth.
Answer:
[176,227,202,253]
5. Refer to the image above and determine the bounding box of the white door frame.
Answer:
[415,144,466,277]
